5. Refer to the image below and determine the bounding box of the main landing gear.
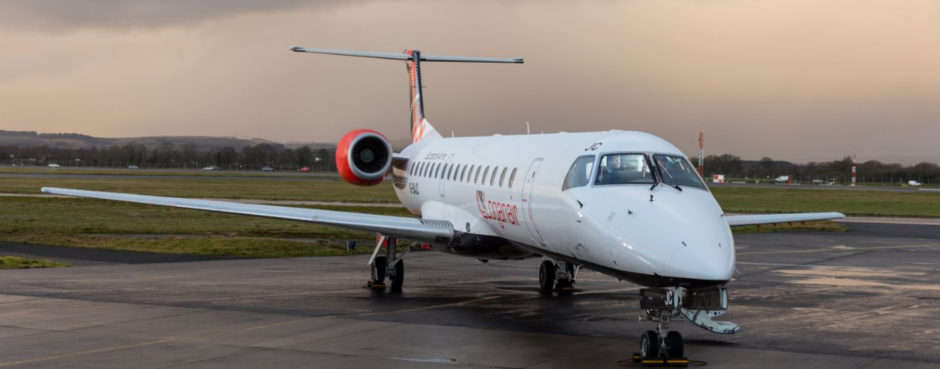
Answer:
[538,259,578,294]
[368,234,406,292]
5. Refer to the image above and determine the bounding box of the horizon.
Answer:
[1,128,933,166]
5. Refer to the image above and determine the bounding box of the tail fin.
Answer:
[291,47,523,143]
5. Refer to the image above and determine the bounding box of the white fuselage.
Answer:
[390,130,736,287]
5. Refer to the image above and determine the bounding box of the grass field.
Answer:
[0,177,398,202]
[2,169,938,258]
[0,197,409,258]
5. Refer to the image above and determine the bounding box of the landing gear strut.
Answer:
[538,259,577,294]
[368,234,406,292]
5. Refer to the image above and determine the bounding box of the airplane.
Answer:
[42,47,844,363]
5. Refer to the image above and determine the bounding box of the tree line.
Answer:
[2,143,938,184]
[701,154,940,184]
[0,143,337,171]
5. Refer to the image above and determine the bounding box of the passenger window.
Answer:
[499,167,507,187]
[434,163,441,178]
[508,168,518,187]
[481,166,490,185]
[446,164,453,180]
[563,155,596,190]
[460,165,467,182]
[422,162,428,177]
[470,165,477,183]
[491,166,499,186]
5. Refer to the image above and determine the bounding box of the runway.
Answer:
[0,222,937,368]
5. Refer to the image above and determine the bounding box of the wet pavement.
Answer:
[0,221,937,368]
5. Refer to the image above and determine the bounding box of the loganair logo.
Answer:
[476,190,519,229]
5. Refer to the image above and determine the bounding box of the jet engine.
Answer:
[335,129,393,186]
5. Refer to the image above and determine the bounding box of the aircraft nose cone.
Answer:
[614,190,735,282]
[674,238,734,281]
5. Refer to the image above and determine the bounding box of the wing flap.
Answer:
[725,212,845,227]
[41,187,453,243]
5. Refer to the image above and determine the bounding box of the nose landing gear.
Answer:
[634,309,687,366]
[633,286,738,366]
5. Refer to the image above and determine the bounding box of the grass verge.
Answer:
[0,256,69,269]
[0,197,412,258]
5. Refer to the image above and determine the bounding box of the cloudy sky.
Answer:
[1,0,938,163]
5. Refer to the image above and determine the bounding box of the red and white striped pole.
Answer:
[697,132,704,176]
[851,153,857,187]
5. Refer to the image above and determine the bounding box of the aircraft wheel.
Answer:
[371,256,387,286]
[665,331,683,358]
[538,260,555,293]
[390,259,404,292]
[640,330,660,360]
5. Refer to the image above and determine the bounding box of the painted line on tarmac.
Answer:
[738,243,940,256]
[0,338,175,368]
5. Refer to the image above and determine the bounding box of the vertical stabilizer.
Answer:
[404,50,441,143]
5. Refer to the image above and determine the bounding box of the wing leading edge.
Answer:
[41,187,454,243]
[724,212,845,227]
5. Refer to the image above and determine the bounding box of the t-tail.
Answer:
[291,46,523,143]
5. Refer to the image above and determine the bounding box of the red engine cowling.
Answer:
[335,129,393,186]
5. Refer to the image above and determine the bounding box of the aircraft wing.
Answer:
[725,212,845,227]
[41,187,454,243]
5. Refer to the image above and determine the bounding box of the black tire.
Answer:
[371,256,387,286]
[538,260,555,293]
[640,330,660,360]
[390,259,404,292]
[665,331,683,358]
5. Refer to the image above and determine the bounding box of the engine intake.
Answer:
[335,129,393,186]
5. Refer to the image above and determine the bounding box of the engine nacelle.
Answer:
[335,129,393,186]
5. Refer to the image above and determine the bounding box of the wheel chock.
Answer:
[629,354,690,367]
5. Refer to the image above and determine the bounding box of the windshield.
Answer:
[653,154,706,190]
[595,153,655,185]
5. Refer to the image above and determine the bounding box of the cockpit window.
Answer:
[595,153,655,185]
[562,155,596,190]
[653,154,706,190]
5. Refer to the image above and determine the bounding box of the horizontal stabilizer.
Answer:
[291,47,523,63]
